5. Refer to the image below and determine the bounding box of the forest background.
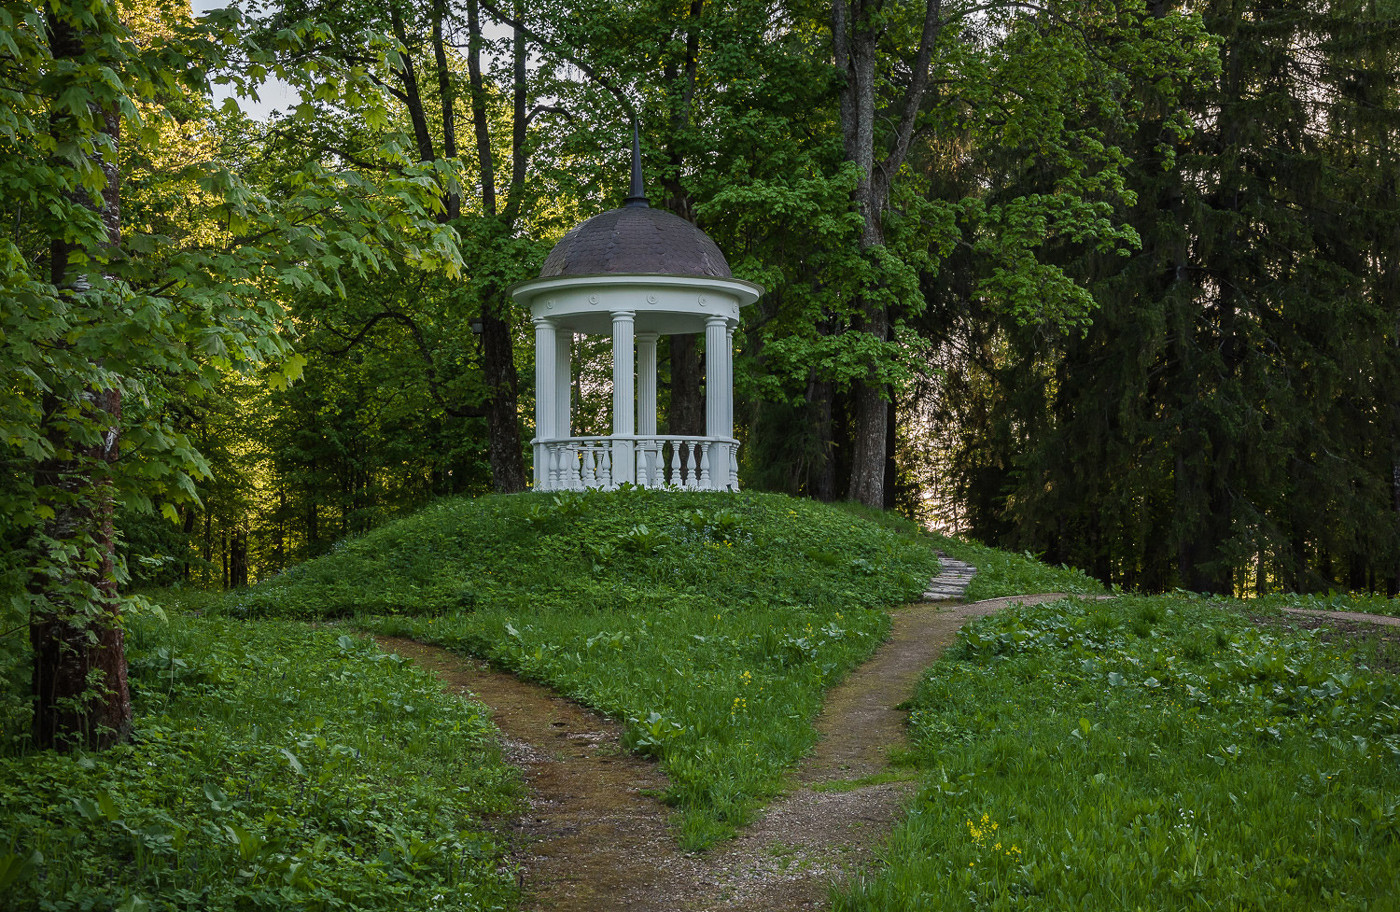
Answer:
[6,0,1400,641]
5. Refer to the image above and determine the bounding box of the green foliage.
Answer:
[2,0,463,633]
[231,490,937,848]
[942,0,1400,596]
[950,0,1217,333]
[835,595,1400,910]
[0,610,519,911]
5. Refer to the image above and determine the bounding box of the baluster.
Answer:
[641,442,657,488]
[699,443,711,490]
[546,446,559,491]
[599,449,613,489]
[579,447,593,489]
[683,443,698,490]
[730,446,740,492]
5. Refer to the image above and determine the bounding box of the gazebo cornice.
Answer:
[511,273,761,337]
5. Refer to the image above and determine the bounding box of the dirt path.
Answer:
[1279,606,1400,627]
[375,593,1075,911]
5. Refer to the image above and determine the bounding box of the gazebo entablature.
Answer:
[510,273,761,493]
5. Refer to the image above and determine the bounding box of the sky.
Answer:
[190,0,301,121]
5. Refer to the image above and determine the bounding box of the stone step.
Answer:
[920,557,978,603]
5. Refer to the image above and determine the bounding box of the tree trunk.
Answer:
[28,384,129,752]
[806,372,837,501]
[465,0,496,218]
[30,9,130,751]
[670,335,704,436]
[390,5,437,166]
[431,0,460,221]
[229,529,249,588]
[180,504,195,582]
[831,0,941,507]
[883,393,897,510]
[481,308,527,491]
[1392,455,1399,595]
[656,2,706,436]
[849,373,887,506]
[463,0,527,492]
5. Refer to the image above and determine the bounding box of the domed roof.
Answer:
[539,124,732,279]
[539,202,733,279]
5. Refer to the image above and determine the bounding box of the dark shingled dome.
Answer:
[539,203,733,279]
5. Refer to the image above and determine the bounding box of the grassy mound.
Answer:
[836,594,1400,910]
[0,613,519,912]
[229,489,938,620]
[232,489,941,848]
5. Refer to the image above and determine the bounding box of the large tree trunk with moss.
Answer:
[30,9,131,751]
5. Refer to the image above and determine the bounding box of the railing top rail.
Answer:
[536,435,740,445]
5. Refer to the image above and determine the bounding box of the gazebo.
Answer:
[511,135,763,492]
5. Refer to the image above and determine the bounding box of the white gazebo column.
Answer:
[636,332,658,486]
[705,315,733,490]
[555,329,572,439]
[724,321,737,490]
[611,310,636,485]
[636,332,659,436]
[533,317,558,490]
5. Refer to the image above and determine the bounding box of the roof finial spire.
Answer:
[625,119,648,207]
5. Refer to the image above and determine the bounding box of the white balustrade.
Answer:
[533,436,740,492]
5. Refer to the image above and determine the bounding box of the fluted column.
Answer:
[534,318,558,490]
[611,310,636,485]
[636,332,659,436]
[555,330,572,439]
[705,315,732,490]
[724,322,737,490]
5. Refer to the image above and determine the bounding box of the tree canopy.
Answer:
[4,0,1396,745]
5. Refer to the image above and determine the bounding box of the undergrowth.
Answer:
[0,613,519,911]
[835,594,1400,910]
[228,489,939,849]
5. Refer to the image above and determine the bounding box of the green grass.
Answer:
[926,534,1107,600]
[226,489,940,849]
[834,594,1400,911]
[0,612,520,912]
[231,489,936,620]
